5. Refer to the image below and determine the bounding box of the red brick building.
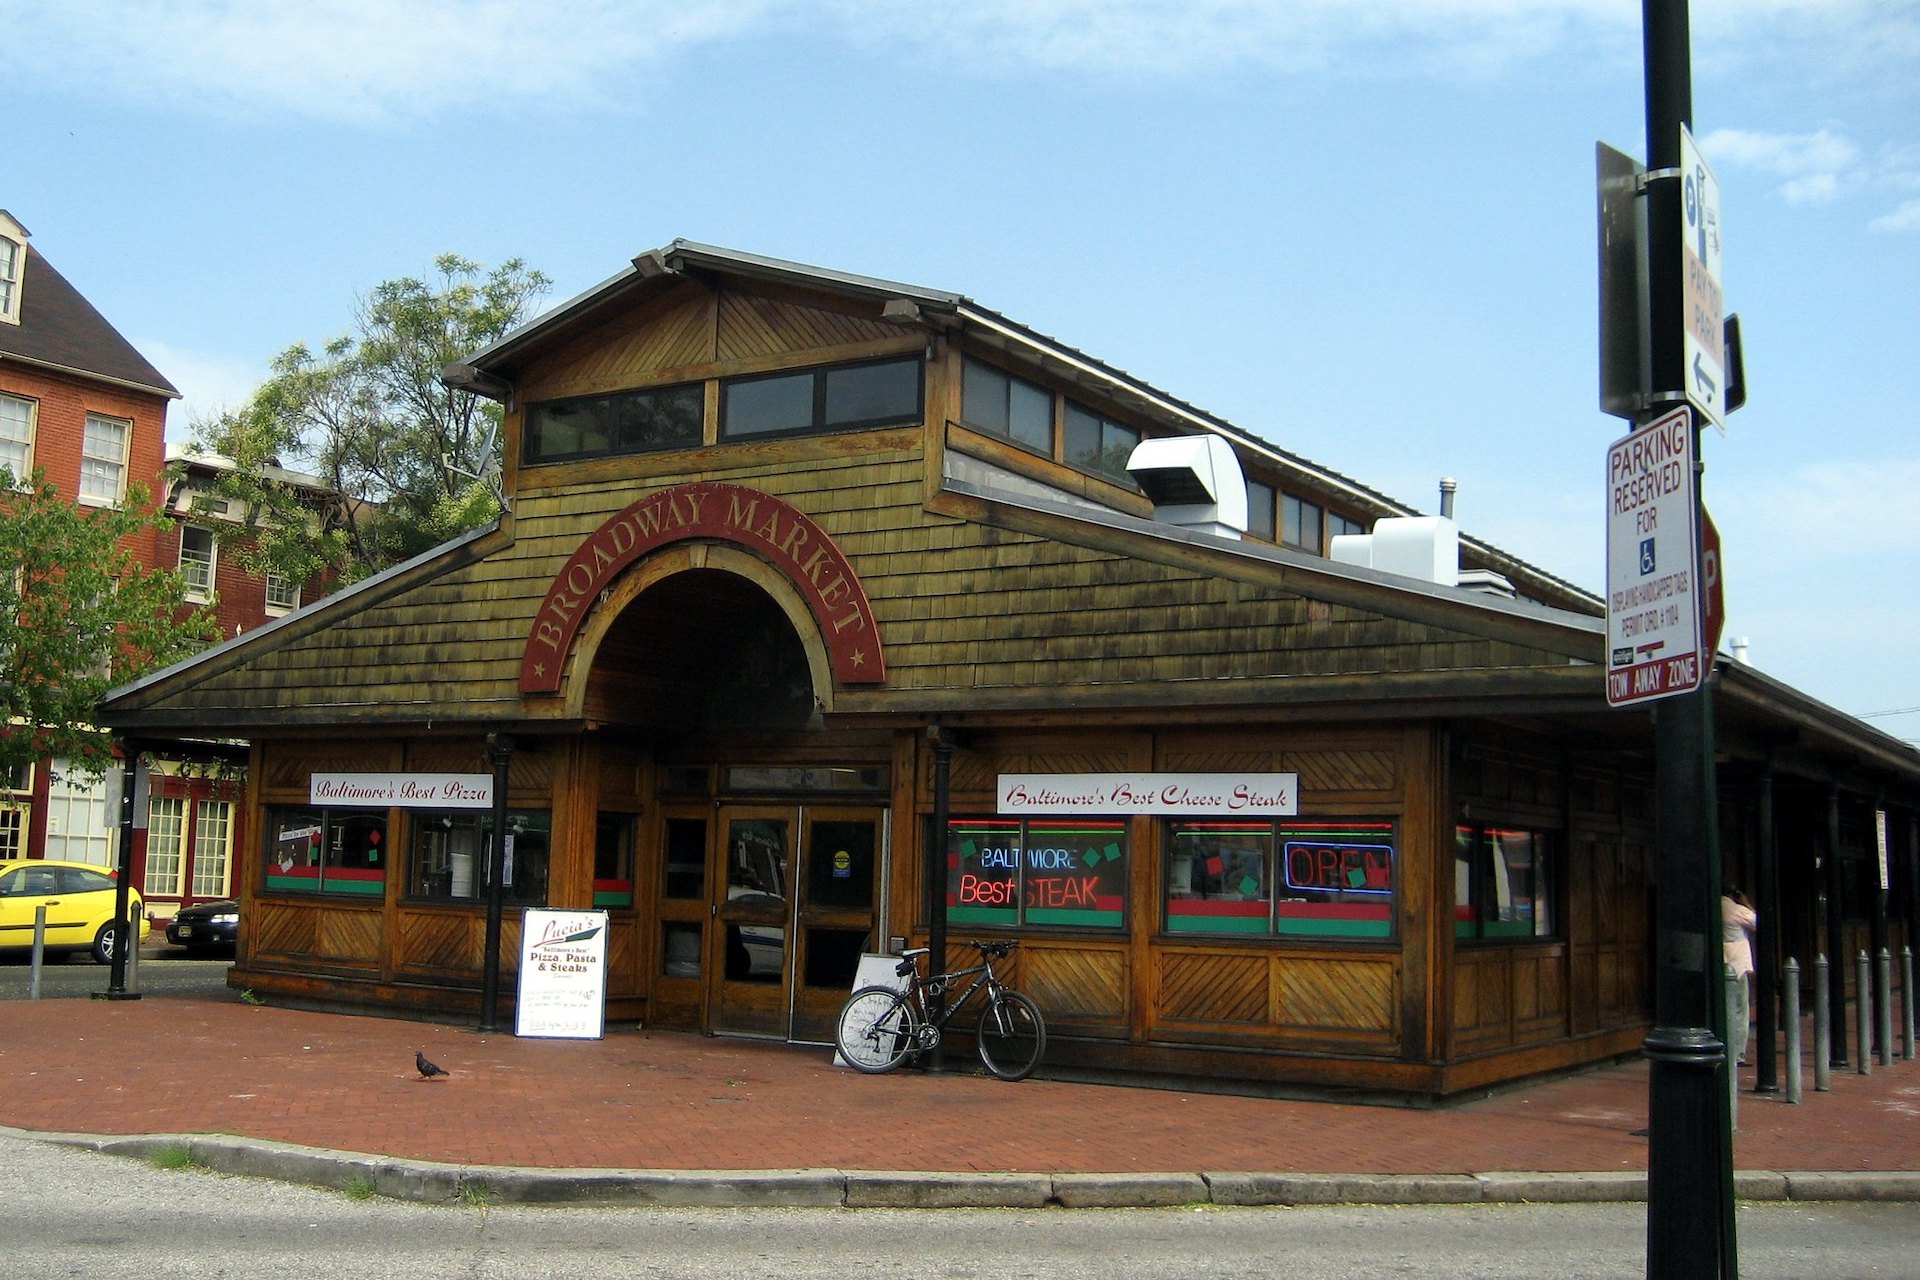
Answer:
[0,211,330,927]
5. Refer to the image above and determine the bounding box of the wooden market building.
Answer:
[99,241,1920,1098]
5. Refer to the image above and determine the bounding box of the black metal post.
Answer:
[1870,800,1890,1060]
[1754,764,1778,1092]
[925,724,953,1071]
[1640,3,1736,1275]
[1824,786,1847,1065]
[103,741,144,1000]
[478,732,515,1034]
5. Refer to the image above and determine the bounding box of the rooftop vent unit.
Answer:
[1456,568,1516,599]
[1124,435,1248,540]
[1330,516,1459,587]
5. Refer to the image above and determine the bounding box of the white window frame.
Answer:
[265,570,300,614]
[80,413,131,507]
[192,799,234,898]
[179,525,216,602]
[0,232,22,326]
[0,392,34,484]
[43,762,115,866]
[146,795,189,897]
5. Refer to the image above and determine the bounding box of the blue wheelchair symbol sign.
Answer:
[1638,538,1657,576]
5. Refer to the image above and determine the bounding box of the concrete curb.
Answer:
[11,1127,1920,1207]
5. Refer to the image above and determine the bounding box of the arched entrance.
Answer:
[578,558,888,1042]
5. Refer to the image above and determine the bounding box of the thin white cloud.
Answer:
[4,0,779,125]
[133,339,268,442]
[3,0,1911,123]
[1701,127,1861,205]
[1704,127,1920,227]
[824,0,1642,80]
[1871,199,1920,232]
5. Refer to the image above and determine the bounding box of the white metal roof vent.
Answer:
[1456,568,1516,599]
[1330,516,1459,587]
[1124,435,1248,541]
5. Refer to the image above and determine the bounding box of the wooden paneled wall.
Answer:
[1447,735,1654,1059]
[902,722,1429,1061]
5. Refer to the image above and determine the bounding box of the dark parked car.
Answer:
[165,899,238,955]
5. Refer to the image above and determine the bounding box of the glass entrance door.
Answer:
[709,809,791,1038]
[789,808,882,1043]
[706,805,883,1042]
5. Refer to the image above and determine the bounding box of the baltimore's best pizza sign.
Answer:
[519,481,886,693]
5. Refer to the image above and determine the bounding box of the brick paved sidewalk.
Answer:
[1,993,1914,1176]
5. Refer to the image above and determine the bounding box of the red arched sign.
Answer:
[519,481,886,694]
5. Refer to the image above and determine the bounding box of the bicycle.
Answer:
[834,939,1047,1082]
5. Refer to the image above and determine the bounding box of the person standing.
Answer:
[1722,886,1758,1067]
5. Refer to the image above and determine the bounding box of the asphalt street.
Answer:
[4,1133,1917,1280]
[0,950,237,1001]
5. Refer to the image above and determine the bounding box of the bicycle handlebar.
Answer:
[893,939,1015,977]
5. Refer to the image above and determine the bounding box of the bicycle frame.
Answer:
[836,938,1045,1081]
[904,956,1000,1034]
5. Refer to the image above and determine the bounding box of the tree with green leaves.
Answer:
[190,254,550,585]
[0,470,220,777]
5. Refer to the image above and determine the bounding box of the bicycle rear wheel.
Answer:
[975,990,1045,1081]
[835,985,917,1073]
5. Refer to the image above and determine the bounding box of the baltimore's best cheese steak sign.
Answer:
[520,481,886,694]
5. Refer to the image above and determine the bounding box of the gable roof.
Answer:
[0,241,179,399]
[459,239,1596,611]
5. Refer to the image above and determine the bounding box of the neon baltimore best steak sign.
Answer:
[519,481,886,693]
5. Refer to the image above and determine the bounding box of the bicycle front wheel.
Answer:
[836,985,917,1073]
[975,990,1046,1081]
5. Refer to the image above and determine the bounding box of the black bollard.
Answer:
[1814,954,1831,1092]
[1904,946,1916,1062]
[1878,948,1894,1067]
[1783,958,1802,1105]
[1856,950,1872,1077]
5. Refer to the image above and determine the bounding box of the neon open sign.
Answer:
[1283,840,1393,895]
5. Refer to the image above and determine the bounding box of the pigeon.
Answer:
[415,1049,449,1080]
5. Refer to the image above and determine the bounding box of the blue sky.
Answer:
[8,0,1917,736]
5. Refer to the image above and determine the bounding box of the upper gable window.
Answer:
[720,355,922,441]
[525,381,702,465]
[961,358,1052,453]
[1063,404,1140,486]
[960,357,1145,489]
[79,413,130,506]
[1246,480,1276,541]
[1282,494,1324,554]
[1328,511,1368,541]
[0,393,35,483]
[0,234,21,325]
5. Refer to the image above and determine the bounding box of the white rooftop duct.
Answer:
[1331,515,1459,587]
[1125,435,1248,540]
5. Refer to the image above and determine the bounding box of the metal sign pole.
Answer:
[478,732,515,1034]
[1639,2,1737,1276]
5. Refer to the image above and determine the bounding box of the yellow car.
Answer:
[0,858,150,964]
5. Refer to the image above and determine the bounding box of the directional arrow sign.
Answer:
[1681,125,1726,431]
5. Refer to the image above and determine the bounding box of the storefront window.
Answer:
[524,381,702,463]
[594,812,636,909]
[407,809,550,905]
[1165,820,1272,934]
[944,816,1127,930]
[265,806,388,896]
[1454,823,1558,940]
[1165,819,1396,941]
